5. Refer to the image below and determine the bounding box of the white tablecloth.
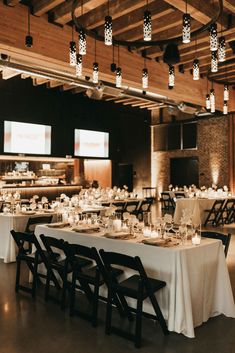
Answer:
[35,224,235,338]
[174,198,221,225]
[0,212,57,263]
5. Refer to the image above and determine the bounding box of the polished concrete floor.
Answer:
[1,206,235,353]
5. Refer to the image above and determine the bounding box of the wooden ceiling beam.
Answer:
[0,2,232,110]
[176,48,233,66]
[163,0,227,28]
[33,0,66,16]
[95,2,173,37]
[114,98,135,103]
[32,77,50,85]
[123,100,144,105]
[51,0,106,25]
[117,10,183,41]
[60,84,78,91]
[223,0,235,13]
[46,80,63,88]
[79,0,155,30]
[1,67,20,79]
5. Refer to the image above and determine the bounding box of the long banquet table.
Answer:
[174,197,223,225]
[35,224,235,338]
[0,212,57,263]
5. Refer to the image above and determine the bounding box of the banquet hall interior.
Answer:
[0,1,235,352]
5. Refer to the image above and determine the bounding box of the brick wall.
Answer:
[151,116,229,196]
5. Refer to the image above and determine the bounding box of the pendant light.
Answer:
[104,0,112,46]
[210,23,218,52]
[223,101,228,115]
[168,65,175,89]
[142,57,148,89]
[93,38,99,83]
[116,46,122,87]
[69,26,76,66]
[25,6,33,48]
[206,94,211,110]
[224,84,229,101]
[143,0,151,41]
[210,88,215,113]
[76,54,82,77]
[182,0,190,44]
[193,37,199,80]
[78,0,86,55]
[211,51,218,72]
[110,45,117,72]
[218,36,226,62]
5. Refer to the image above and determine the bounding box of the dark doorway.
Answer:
[117,164,133,191]
[170,157,199,186]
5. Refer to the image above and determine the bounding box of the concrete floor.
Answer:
[1,205,235,353]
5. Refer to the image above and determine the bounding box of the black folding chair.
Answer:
[100,250,168,348]
[123,201,140,215]
[25,215,53,233]
[201,231,231,257]
[40,235,92,309]
[10,230,60,298]
[204,199,225,226]
[160,192,175,210]
[216,198,235,225]
[136,198,154,221]
[69,244,123,327]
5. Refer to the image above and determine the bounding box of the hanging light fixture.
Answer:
[182,0,190,44]
[211,51,218,72]
[224,84,229,101]
[116,46,122,87]
[76,54,82,77]
[210,23,218,51]
[206,94,211,110]
[93,38,99,83]
[142,56,148,89]
[78,1,86,55]
[192,37,199,80]
[218,36,226,62]
[193,59,200,80]
[104,0,112,46]
[69,26,76,66]
[210,88,215,113]
[143,0,151,41]
[25,6,33,48]
[168,65,175,88]
[223,101,228,115]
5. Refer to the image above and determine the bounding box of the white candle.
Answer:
[113,219,122,232]
[143,227,151,237]
[192,233,201,245]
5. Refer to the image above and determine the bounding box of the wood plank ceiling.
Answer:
[1,0,235,111]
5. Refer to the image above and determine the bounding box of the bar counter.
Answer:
[1,184,82,201]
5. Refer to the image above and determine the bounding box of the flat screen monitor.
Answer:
[74,129,109,158]
[4,121,51,155]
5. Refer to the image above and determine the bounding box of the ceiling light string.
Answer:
[104,0,112,46]
[193,35,200,80]
[182,0,190,44]
[116,45,122,87]
[25,4,33,48]
[93,37,99,83]
[69,25,77,66]
[78,0,86,55]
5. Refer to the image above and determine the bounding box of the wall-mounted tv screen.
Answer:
[4,121,51,155]
[74,129,109,158]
